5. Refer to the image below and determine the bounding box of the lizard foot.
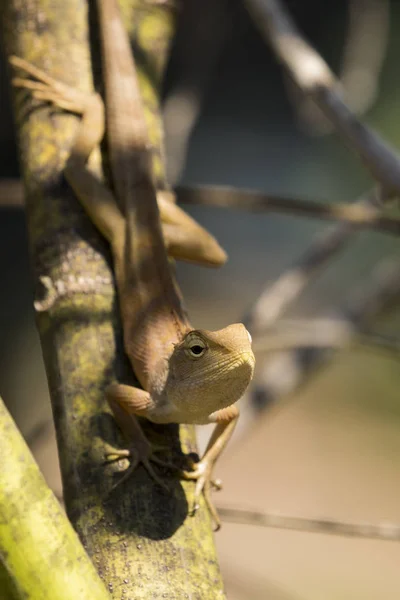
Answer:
[105,442,180,492]
[105,389,182,492]
[181,456,223,531]
[180,408,240,530]
[10,56,98,115]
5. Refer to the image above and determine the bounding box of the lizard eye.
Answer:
[189,344,205,356]
[185,336,207,359]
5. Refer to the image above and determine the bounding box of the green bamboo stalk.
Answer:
[1,0,225,597]
[0,397,110,600]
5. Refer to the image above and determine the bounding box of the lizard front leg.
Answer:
[182,405,239,531]
[107,382,238,527]
[106,383,180,490]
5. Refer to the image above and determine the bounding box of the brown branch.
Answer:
[245,0,400,196]
[176,184,400,236]
[4,180,400,237]
[218,506,400,542]
[285,0,390,135]
[232,1,398,338]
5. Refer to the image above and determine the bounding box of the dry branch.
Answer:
[245,0,400,195]
[285,0,390,134]
[218,505,400,542]
[176,184,400,236]
[239,0,400,384]
[4,180,400,238]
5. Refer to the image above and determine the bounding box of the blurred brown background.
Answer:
[0,0,400,598]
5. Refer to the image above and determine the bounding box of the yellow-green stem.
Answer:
[0,397,110,600]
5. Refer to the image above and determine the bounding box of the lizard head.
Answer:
[165,323,255,423]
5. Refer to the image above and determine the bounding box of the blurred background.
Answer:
[1,0,400,598]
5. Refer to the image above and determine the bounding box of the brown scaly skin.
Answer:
[9,0,255,529]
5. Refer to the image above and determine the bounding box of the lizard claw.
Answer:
[181,457,223,531]
[105,443,180,492]
[10,55,98,114]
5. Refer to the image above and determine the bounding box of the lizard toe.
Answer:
[182,458,222,530]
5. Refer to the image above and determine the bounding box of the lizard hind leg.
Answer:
[157,191,227,268]
[10,56,226,267]
[10,56,105,166]
[10,56,125,247]
[10,56,102,125]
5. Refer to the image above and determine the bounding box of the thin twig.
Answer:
[3,180,400,237]
[252,258,400,407]
[342,259,400,325]
[357,330,400,354]
[251,318,400,356]
[245,188,384,332]
[176,184,400,236]
[218,506,400,542]
[245,0,400,195]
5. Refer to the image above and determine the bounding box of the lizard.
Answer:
[10,0,255,529]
